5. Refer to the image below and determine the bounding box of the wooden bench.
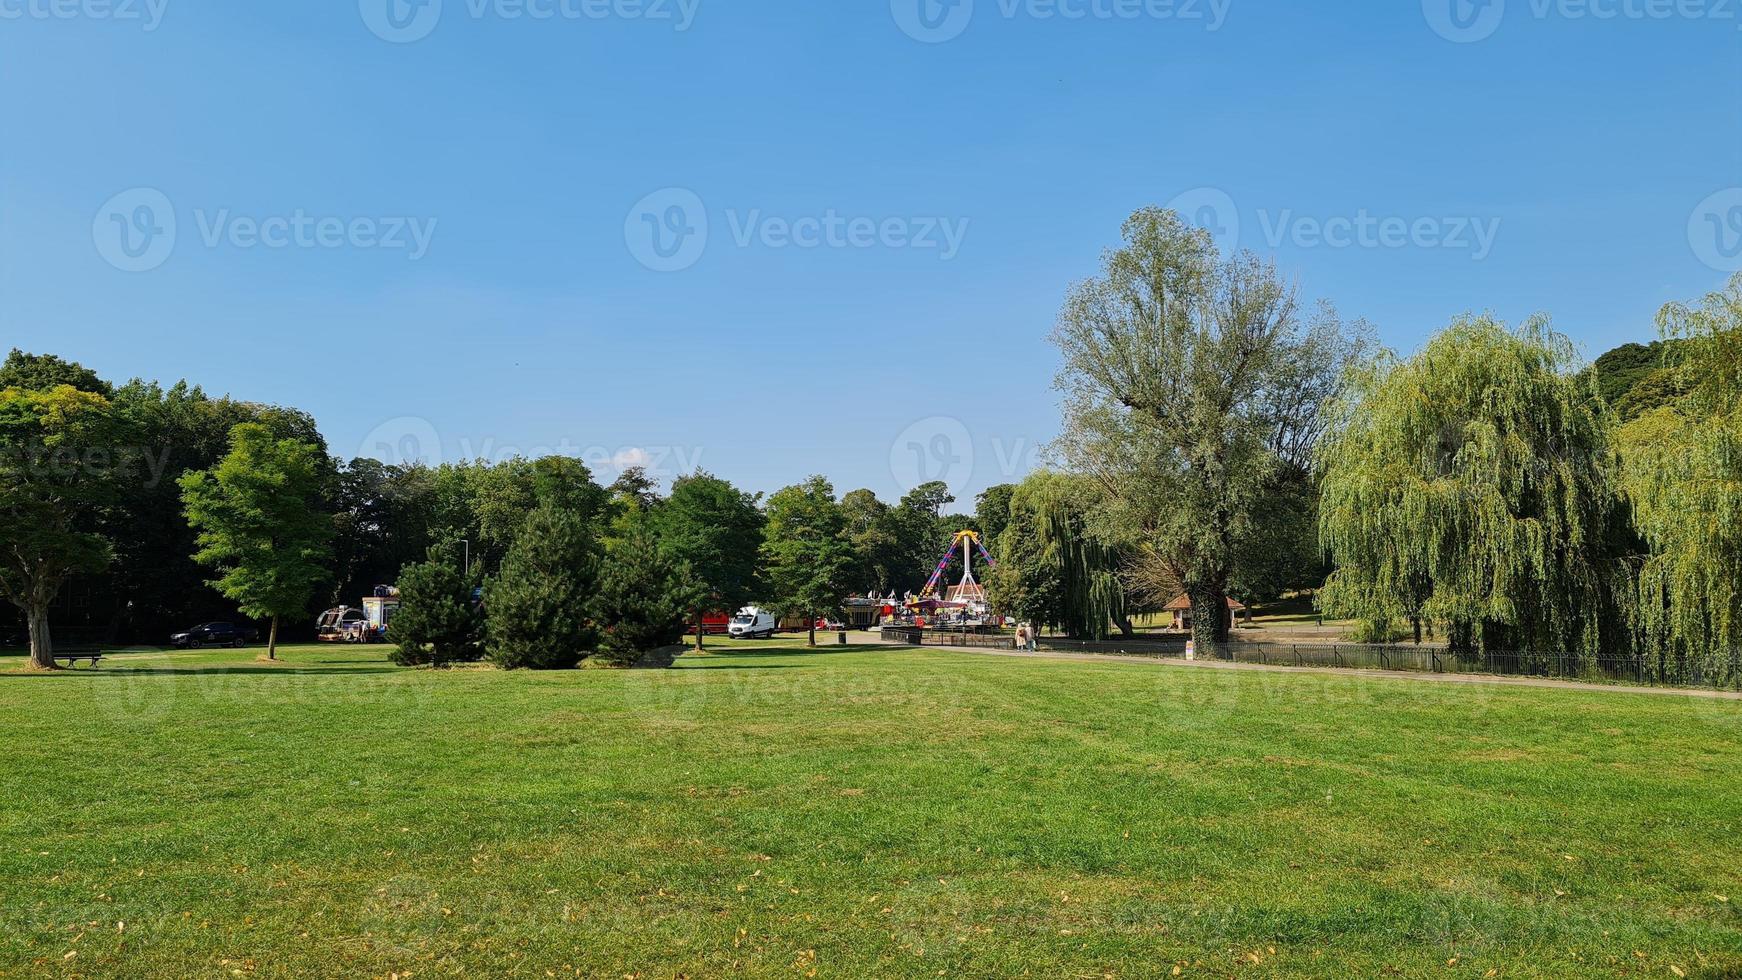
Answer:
[51,651,104,669]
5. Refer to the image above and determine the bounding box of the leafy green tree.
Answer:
[1317,315,1624,657]
[593,521,703,667]
[987,472,1129,639]
[180,424,335,660]
[330,459,440,608]
[974,484,1017,547]
[389,542,483,667]
[484,503,599,670]
[112,380,329,639]
[0,386,131,668]
[1052,207,1365,654]
[0,349,112,396]
[840,489,901,594]
[1619,274,1742,681]
[607,466,661,514]
[763,476,852,647]
[892,481,956,586]
[651,472,764,650]
[469,457,607,573]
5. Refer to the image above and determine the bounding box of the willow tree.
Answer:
[1317,315,1624,658]
[1053,207,1367,655]
[1618,274,1742,682]
[987,472,1129,640]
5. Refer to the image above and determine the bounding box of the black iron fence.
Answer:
[1034,638,1742,691]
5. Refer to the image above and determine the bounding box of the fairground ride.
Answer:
[916,530,997,616]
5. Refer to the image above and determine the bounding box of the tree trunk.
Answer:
[1448,620,1475,661]
[1412,616,1423,645]
[26,602,54,671]
[267,614,279,661]
[1186,581,1228,660]
[692,609,705,652]
[1113,609,1135,638]
[807,612,816,648]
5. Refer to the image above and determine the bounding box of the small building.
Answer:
[1165,594,1251,631]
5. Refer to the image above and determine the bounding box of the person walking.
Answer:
[1014,623,1029,651]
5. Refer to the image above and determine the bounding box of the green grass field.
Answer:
[3,640,1740,978]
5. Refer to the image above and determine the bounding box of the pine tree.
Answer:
[390,542,483,667]
[484,504,599,670]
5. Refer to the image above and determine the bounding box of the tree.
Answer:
[330,458,440,609]
[1317,315,1625,657]
[607,466,661,514]
[0,349,111,396]
[484,503,599,670]
[0,386,130,668]
[841,489,901,594]
[593,521,703,667]
[389,542,483,667]
[651,472,764,650]
[1618,273,1742,682]
[469,457,607,573]
[110,380,328,642]
[892,481,956,587]
[180,424,335,660]
[986,472,1129,639]
[975,484,1017,547]
[1052,207,1365,654]
[762,476,852,647]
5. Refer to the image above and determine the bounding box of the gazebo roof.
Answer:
[1164,595,1248,612]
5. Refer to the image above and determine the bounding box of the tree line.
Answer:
[0,354,996,669]
[987,207,1742,686]
[7,206,1736,679]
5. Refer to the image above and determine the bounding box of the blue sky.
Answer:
[2,0,1738,505]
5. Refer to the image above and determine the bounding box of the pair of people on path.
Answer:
[1014,622,1038,651]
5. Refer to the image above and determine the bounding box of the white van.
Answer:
[728,606,778,639]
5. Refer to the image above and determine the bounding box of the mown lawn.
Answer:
[2,640,1740,978]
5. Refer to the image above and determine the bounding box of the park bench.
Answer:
[51,650,104,669]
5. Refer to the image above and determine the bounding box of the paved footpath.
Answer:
[929,644,1742,702]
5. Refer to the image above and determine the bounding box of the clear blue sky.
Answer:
[2,1,1738,505]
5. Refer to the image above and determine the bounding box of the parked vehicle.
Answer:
[317,586,401,644]
[170,622,259,649]
[687,612,731,636]
[727,606,778,639]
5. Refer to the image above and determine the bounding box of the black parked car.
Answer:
[169,622,259,649]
